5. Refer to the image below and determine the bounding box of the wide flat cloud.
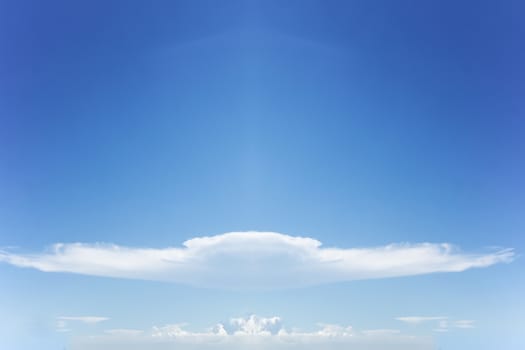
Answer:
[0,231,514,289]
[70,315,433,350]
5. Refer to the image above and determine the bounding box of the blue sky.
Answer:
[0,1,524,349]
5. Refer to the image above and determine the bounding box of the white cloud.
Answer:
[397,317,475,332]
[56,320,70,333]
[105,329,144,336]
[229,315,282,335]
[56,316,109,332]
[0,231,514,289]
[70,315,433,350]
[58,316,109,324]
[362,329,401,336]
[396,316,447,325]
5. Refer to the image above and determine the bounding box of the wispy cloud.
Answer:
[433,320,449,332]
[0,231,514,289]
[396,316,475,332]
[56,320,70,333]
[454,320,475,329]
[56,316,109,332]
[396,316,447,325]
[58,316,109,324]
[362,329,401,336]
[71,315,432,350]
[104,329,144,336]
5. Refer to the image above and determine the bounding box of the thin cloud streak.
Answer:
[58,316,109,324]
[396,316,448,324]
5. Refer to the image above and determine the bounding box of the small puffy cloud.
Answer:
[0,231,514,289]
[229,315,282,335]
[70,315,433,350]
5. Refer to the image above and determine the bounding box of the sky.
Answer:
[0,0,524,349]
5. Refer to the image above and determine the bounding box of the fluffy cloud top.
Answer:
[0,231,514,289]
[70,315,433,350]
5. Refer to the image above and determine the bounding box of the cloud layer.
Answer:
[71,315,433,350]
[0,231,514,289]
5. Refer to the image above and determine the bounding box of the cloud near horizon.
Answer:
[0,231,514,289]
[70,315,433,350]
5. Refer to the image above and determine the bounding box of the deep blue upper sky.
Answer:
[0,1,524,349]
[1,0,523,249]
